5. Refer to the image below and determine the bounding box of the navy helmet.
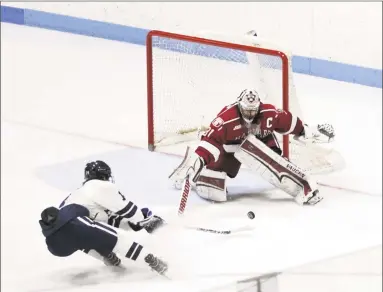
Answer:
[84,160,113,182]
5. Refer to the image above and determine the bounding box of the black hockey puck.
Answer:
[247,211,255,219]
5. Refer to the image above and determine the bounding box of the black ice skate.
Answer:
[103,252,121,267]
[144,253,168,275]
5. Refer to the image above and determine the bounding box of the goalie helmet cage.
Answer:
[146,29,290,158]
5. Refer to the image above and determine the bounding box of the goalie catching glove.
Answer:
[296,123,335,144]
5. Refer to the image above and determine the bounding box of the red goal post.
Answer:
[146,30,290,157]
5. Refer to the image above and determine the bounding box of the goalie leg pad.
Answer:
[234,135,318,201]
[195,168,227,202]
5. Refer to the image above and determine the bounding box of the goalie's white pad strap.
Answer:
[196,168,227,202]
[223,144,240,153]
[234,135,316,198]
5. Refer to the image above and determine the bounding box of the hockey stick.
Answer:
[186,225,254,235]
[178,174,191,215]
[177,175,253,235]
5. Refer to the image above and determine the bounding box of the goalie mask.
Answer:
[237,89,261,123]
[84,160,114,183]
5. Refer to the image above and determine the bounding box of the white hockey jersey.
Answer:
[59,179,146,227]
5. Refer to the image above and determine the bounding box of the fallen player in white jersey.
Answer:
[39,160,167,276]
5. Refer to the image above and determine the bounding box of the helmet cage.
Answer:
[237,89,260,123]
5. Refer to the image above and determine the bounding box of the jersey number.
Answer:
[118,191,126,201]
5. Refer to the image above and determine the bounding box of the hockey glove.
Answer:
[142,215,165,234]
[140,207,165,233]
[129,208,165,234]
[134,215,165,234]
[127,207,153,231]
[296,123,335,144]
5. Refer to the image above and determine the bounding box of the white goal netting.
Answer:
[148,31,344,174]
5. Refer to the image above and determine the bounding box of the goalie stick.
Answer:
[178,174,191,216]
[177,174,253,235]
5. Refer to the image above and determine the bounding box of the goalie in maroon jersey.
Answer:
[169,89,335,205]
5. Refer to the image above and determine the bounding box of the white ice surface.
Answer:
[1,23,382,292]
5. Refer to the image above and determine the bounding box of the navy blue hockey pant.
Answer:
[45,216,118,258]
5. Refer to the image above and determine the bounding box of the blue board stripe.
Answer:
[1,5,382,89]
[309,57,382,88]
[0,6,24,25]
[24,9,148,45]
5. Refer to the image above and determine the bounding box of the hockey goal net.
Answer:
[146,30,343,174]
